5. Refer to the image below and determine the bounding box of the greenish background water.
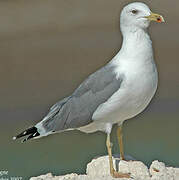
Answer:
[0,0,178,179]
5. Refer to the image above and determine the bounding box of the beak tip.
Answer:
[160,16,165,23]
[146,12,165,23]
[162,18,165,23]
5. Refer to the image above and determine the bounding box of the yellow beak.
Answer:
[145,12,165,23]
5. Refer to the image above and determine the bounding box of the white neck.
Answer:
[122,27,152,53]
[112,27,154,64]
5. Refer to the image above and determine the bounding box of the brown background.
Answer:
[0,0,178,179]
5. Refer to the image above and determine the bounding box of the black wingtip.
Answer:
[13,126,40,142]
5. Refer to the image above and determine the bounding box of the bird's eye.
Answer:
[131,9,138,14]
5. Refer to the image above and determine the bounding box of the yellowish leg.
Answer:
[117,125,125,160]
[106,133,130,178]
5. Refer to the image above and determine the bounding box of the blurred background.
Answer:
[0,0,178,179]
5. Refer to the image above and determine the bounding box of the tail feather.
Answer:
[13,126,40,143]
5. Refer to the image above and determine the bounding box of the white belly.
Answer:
[79,60,158,133]
[94,59,158,122]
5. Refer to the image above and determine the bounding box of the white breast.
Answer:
[92,54,158,125]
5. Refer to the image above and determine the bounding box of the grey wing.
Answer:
[39,64,124,133]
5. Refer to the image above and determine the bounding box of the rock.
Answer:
[149,160,177,180]
[30,155,179,180]
[86,156,150,180]
[30,173,54,180]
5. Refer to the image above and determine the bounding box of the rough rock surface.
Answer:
[30,155,179,180]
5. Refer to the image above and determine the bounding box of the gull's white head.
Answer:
[120,2,164,33]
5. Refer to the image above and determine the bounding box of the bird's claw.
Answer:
[111,168,131,179]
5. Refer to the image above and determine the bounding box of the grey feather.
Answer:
[40,63,124,133]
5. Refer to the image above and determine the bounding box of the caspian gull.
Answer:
[13,2,164,178]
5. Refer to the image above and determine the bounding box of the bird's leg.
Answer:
[106,133,130,178]
[117,125,125,160]
[106,133,114,175]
